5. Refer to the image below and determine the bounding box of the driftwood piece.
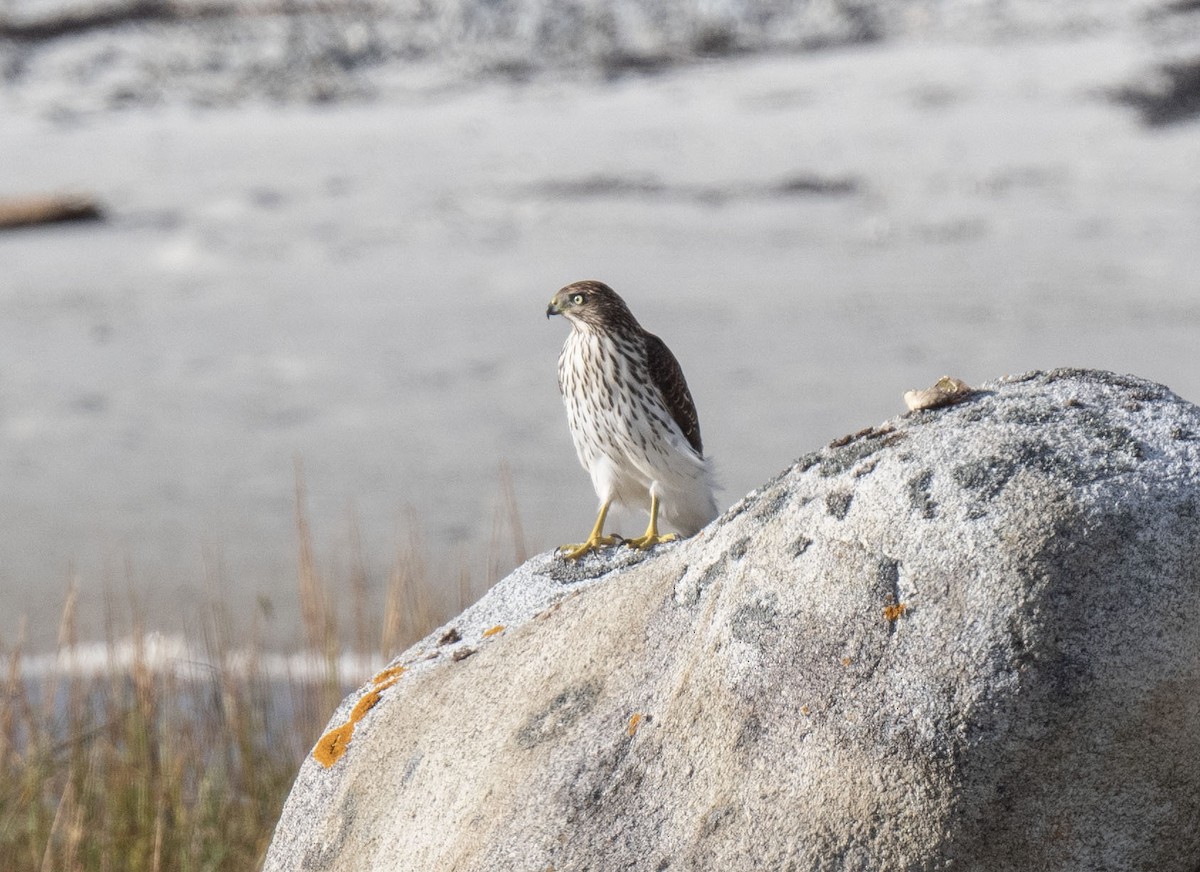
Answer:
[903,375,974,411]
[0,0,363,42]
[0,194,104,230]
[0,0,236,41]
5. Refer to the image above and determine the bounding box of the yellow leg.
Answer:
[624,492,678,551]
[557,499,622,560]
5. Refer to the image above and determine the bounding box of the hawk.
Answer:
[546,280,718,560]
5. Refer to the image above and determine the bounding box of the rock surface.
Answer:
[262,369,1200,872]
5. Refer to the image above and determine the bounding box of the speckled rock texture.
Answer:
[262,369,1200,872]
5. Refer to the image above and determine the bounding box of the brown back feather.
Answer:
[557,280,704,456]
[643,332,703,457]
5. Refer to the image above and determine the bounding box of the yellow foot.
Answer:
[556,535,622,561]
[624,532,677,551]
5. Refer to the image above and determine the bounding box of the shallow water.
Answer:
[2,16,1199,650]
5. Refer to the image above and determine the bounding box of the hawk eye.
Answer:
[572,293,586,305]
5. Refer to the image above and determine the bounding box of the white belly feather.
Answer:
[558,328,717,536]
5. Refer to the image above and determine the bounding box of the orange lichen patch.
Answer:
[883,602,910,622]
[377,674,403,692]
[313,722,355,768]
[312,665,409,768]
[841,656,853,667]
[627,712,643,737]
[371,664,406,685]
[349,672,406,722]
[349,688,384,722]
[482,624,506,638]
[800,705,811,716]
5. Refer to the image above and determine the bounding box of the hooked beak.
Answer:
[546,299,561,319]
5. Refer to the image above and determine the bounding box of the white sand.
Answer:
[1,14,1198,648]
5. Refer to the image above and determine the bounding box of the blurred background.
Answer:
[2,0,1199,654]
[2,3,1199,866]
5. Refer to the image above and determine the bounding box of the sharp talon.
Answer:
[556,535,621,561]
[624,532,677,551]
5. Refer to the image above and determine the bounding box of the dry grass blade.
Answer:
[294,460,336,661]
[499,462,528,566]
[0,584,302,871]
[0,462,533,870]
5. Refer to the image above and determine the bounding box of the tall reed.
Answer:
[0,467,528,871]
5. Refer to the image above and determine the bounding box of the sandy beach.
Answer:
[2,0,1199,650]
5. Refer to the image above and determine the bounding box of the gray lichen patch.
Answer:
[676,554,729,606]
[543,543,666,583]
[825,490,854,520]
[907,469,937,519]
[1041,368,1173,402]
[795,451,822,473]
[715,496,752,527]
[516,680,603,749]
[791,536,814,558]
[1071,409,1143,461]
[818,429,907,477]
[874,557,901,597]
[936,375,1163,512]
[952,454,1020,501]
[719,468,797,528]
[999,402,1061,427]
[729,592,780,647]
[754,486,793,520]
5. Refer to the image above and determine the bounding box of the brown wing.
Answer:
[643,332,703,457]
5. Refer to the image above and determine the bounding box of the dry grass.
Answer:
[0,466,528,871]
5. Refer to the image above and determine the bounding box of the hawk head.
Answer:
[546,280,638,332]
